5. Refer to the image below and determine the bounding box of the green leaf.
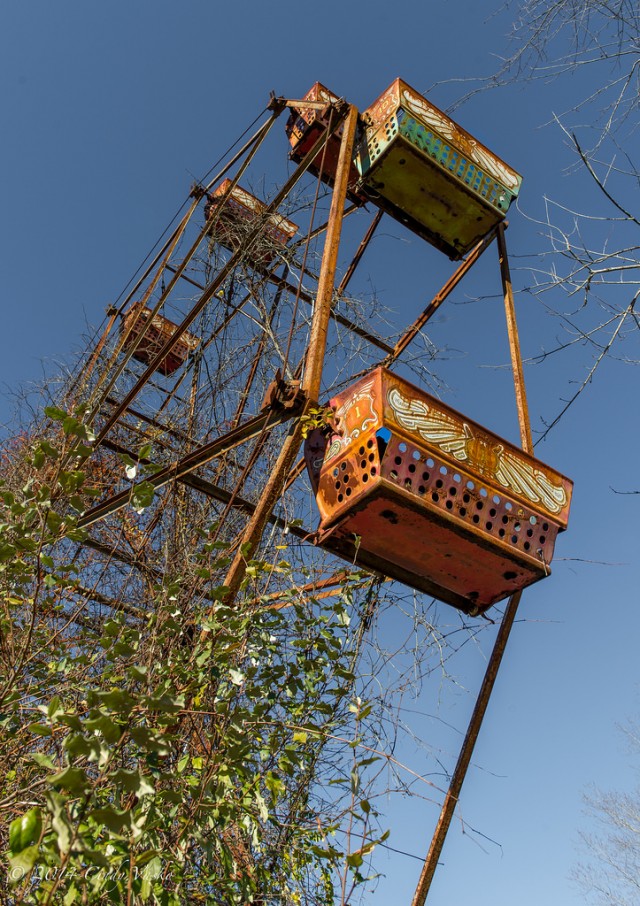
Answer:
[45,790,73,853]
[89,807,131,833]
[9,846,39,885]
[47,695,64,719]
[131,481,155,514]
[31,753,56,770]
[111,769,154,797]
[9,808,42,853]
[44,405,68,422]
[229,668,245,686]
[50,766,90,795]
[28,722,52,737]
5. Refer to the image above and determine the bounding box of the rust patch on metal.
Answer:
[121,303,199,377]
[205,179,298,266]
[285,82,364,202]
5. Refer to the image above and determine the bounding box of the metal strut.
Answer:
[220,104,361,607]
[410,228,533,905]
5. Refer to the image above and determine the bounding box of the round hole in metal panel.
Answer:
[368,453,375,462]
[542,522,549,531]
[341,462,347,471]
[539,535,546,544]
[463,493,471,504]
[526,528,533,538]
[409,463,416,473]
[359,446,365,455]
[524,541,530,551]
[489,508,497,517]
[334,481,341,490]
[466,480,475,490]
[367,439,374,448]
[476,501,483,510]
[422,471,430,481]
[427,458,435,468]
[361,460,367,469]
[440,465,448,475]
[333,468,339,477]
[514,521,521,532]
[492,494,500,504]
[394,456,402,466]
[529,516,538,525]
[473,514,480,524]
[418,485,426,495]
[454,473,461,482]
[446,500,453,510]
[431,492,439,502]
[480,487,488,498]
[511,535,518,544]
[435,479,444,489]
[505,501,513,511]
[370,467,377,476]
[486,521,493,530]
[412,450,421,460]
[459,506,467,516]
[502,515,509,524]
[338,494,344,503]
[362,474,369,483]
[499,528,505,537]
[449,487,456,496]
[389,470,398,480]
[399,442,407,452]
[346,487,352,496]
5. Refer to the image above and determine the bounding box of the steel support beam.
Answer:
[497,223,533,454]
[388,226,498,365]
[410,590,523,906]
[94,110,348,447]
[410,230,534,904]
[77,407,295,530]
[220,104,360,607]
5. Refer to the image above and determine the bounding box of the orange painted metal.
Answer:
[285,82,363,202]
[205,179,298,265]
[305,368,572,613]
[121,303,199,377]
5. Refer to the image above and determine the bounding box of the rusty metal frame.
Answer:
[99,438,311,541]
[410,590,523,906]
[220,104,360,605]
[165,230,394,355]
[386,226,498,366]
[69,86,539,904]
[93,107,349,448]
[81,114,282,426]
[410,223,534,905]
[77,407,297,530]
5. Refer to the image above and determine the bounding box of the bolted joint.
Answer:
[261,369,306,413]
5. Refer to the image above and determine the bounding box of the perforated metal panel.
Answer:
[305,368,572,614]
[355,79,522,258]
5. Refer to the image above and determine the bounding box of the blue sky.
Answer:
[2,2,638,903]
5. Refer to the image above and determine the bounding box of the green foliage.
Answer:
[0,416,388,904]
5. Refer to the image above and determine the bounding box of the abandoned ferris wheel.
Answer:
[38,78,572,902]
